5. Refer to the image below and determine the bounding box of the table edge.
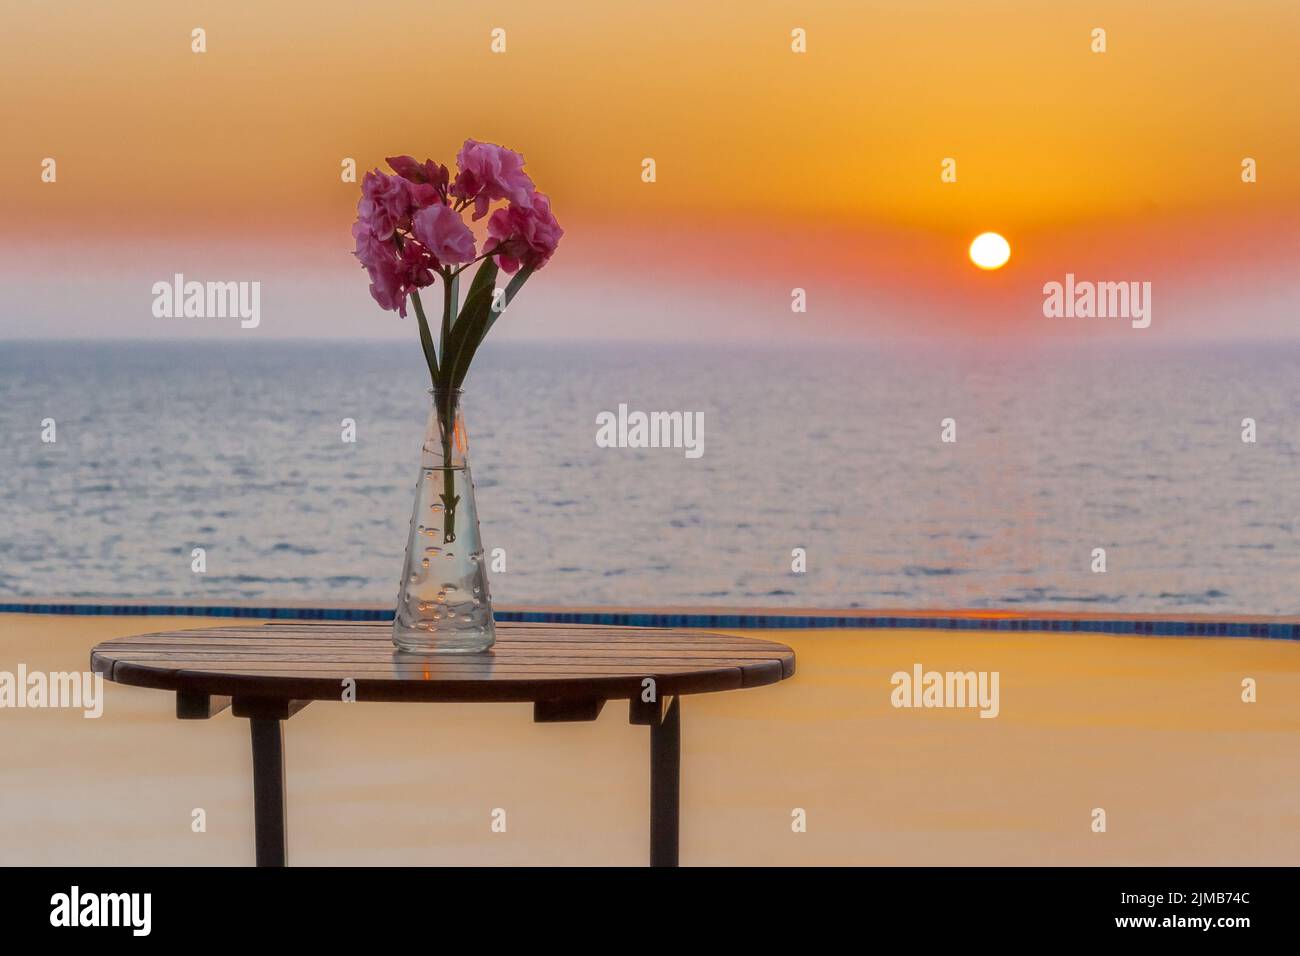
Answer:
[89,623,796,703]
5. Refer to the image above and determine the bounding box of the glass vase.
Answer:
[393,387,496,653]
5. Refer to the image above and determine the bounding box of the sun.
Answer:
[969,232,1011,270]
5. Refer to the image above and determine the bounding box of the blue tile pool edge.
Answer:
[1,602,1297,640]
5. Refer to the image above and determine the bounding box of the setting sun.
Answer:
[969,232,1011,270]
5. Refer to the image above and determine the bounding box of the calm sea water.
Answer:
[0,340,1296,614]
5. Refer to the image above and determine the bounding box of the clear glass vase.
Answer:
[393,388,496,653]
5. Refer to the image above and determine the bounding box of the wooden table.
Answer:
[90,621,796,867]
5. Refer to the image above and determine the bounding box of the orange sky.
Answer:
[2,0,1297,340]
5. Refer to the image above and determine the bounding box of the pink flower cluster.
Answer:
[352,140,563,316]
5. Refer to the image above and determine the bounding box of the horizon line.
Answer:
[4,334,1300,348]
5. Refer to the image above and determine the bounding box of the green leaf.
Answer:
[409,289,438,384]
[450,264,536,389]
[439,271,459,363]
[439,258,499,389]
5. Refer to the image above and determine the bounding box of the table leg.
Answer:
[649,695,681,867]
[249,717,287,867]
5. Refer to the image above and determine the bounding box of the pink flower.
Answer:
[352,220,391,273]
[357,170,414,240]
[406,181,441,209]
[387,155,450,194]
[366,254,407,314]
[412,202,476,265]
[452,139,534,220]
[484,191,563,273]
[352,143,560,324]
[397,240,437,290]
[386,156,448,210]
[351,221,435,317]
[365,249,435,317]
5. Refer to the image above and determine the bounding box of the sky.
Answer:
[1,0,1297,342]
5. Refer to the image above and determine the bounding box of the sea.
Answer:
[0,339,1296,614]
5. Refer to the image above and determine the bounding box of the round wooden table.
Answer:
[90,621,796,867]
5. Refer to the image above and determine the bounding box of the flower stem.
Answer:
[438,268,456,380]
[438,387,459,544]
[435,274,460,543]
